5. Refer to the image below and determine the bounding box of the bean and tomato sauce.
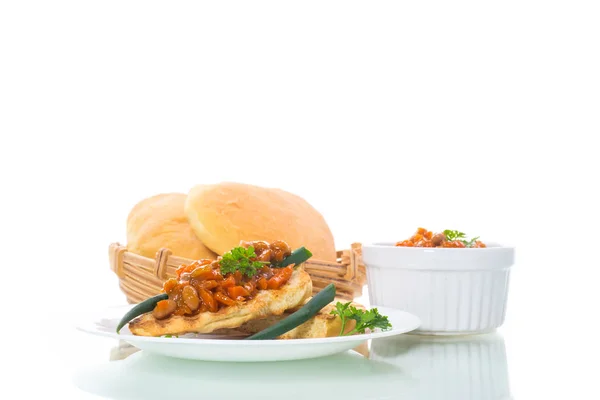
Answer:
[395,227,486,248]
[152,240,293,320]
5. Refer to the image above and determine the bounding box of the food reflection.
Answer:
[370,333,511,400]
[76,346,410,400]
[109,341,139,361]
[93,334,510,400]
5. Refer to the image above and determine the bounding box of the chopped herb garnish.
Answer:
[462,236,480,247]
[444,230,482,247]
[443,230,467,241]
[219,246,267,278]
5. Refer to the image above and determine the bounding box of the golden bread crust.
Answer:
[184,182,337,261]
[126,193,217,260]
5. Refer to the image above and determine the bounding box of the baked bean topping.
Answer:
[396,228,486,248]
[154,240,295,319]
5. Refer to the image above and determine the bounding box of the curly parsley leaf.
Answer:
[444,230,481,247]
[219,246,267,278]
[332,301,353,335]
[461,236,480,247]
[443,230,467,241]
[331,301,392,336]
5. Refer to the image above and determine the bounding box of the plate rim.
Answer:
[76,305,421,345]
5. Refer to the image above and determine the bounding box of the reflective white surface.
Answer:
[68,331,511,399]
[371,334,511,400]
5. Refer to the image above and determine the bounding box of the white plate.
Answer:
[76,305,421,362]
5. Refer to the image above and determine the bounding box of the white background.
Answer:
[1,1,599,398]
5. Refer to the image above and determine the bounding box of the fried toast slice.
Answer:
[220,299,366,339]
[128,268,312,336]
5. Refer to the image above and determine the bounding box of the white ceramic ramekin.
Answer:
[362,242,515,335]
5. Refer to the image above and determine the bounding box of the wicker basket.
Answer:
[109,242,367,303]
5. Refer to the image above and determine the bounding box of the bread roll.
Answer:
[184,182,337,261]
[127,193,217,260]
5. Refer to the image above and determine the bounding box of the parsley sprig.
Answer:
[463,236,480,247]
[443,230,467,241]
[443,230,481,247]
[219,246,268,278]
[331,301,392,336]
